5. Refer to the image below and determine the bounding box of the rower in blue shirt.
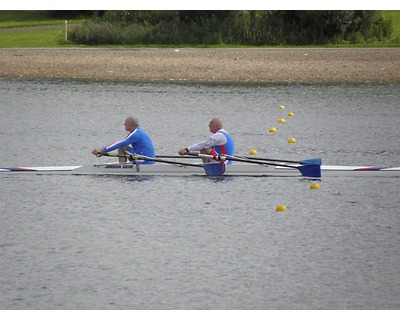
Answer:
[92,116,155,164]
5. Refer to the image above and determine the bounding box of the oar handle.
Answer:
[98,152,127,158]
[192,153,226,159]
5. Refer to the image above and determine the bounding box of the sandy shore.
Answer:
[1,48,399,83]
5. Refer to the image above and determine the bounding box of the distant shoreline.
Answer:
[1,48,399,83]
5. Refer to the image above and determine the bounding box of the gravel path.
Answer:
[1,47,399,83]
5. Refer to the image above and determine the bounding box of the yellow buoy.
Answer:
[288,112,294,116]
[288,137,296,143]
[310,182,320,189]
[279,105,285,109]
[276,204,287,212]
[249,149,257,155]
[278,118,286,124]
[269,127,277,133]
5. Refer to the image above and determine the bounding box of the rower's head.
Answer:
[124,116,139,132]
[209,117,223,133]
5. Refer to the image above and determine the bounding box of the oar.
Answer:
[98,152,204,168]
[194,153,321,178]
[232,155,321,178]
[235,155,321,165]
[156,154,321,167]
[156,155,201,159]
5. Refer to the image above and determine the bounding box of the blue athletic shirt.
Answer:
[103,128,155,164]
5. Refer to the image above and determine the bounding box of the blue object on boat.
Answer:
[298,164,321,178]
[301,158,322,165]
[204,162,225,176]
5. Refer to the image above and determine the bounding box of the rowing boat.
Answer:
[1,162,399,177]
[2,153,399,177]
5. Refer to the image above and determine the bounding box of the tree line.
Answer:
[52,10,393,46]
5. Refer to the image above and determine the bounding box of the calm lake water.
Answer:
[0,79,399,310]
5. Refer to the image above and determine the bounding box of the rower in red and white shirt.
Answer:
[178,117,235,164]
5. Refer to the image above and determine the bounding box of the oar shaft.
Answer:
[231,157,297,169]
[156,155,201,159]
[210,154,320,177]
[194,153,298,169]
[99,152,203,168]
[135,154,203,167]
[237,155,306,165]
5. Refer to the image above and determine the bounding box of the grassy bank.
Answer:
[0,28,72,47]
[0,11,85,47]
[0,11,65,28]
[0,10,399,48]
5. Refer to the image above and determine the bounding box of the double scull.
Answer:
[1,162,399,177]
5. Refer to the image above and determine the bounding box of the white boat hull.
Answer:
[1,163,400,177]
